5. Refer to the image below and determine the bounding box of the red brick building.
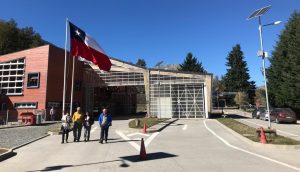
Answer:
[0,45,84,122]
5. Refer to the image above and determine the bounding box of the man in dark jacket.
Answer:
[98,108,112,144]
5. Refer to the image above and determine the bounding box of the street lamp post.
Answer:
[247,5,281,129]
[259,19,281,129]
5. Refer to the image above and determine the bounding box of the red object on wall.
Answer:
[20,113,36,125]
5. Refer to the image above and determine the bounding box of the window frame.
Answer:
[27,72,40,88]
[0,57,25,96]
[15,102,38,109]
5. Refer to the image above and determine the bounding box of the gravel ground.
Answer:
[0,123,61,149]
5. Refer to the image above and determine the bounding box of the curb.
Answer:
[0,122,60,130]
[215,119,300,150]
[0,124,31,130]
[12,133,50,151]
[0,148,15,162]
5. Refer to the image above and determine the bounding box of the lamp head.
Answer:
[274,21,282,25]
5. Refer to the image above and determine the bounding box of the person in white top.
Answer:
[61,112,72,144]
[50,107,56,121]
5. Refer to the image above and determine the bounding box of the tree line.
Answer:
[0,19,45,55]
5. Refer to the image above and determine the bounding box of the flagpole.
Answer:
[70,56,75,116]
[63,18,68,116]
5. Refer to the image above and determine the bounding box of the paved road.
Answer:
[1,119,300,172]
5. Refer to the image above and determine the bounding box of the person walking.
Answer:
[72,107,83,142]
[61,112,71,144]
[98,108,112,144]
[50,107,55,121]
[83,112,94,142]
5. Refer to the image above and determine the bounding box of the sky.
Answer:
[1,0,299,86]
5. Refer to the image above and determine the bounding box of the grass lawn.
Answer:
[217,118,300,145]
[129,117,168,129]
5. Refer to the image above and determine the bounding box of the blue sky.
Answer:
[1,0,299,86]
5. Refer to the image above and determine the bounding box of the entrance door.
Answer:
[157,97,172,118]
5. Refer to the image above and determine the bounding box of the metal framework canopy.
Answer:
[247,5,271,20]
[83,58,211,119]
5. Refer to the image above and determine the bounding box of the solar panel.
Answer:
[247,5,271,20]
[248,9,261,19]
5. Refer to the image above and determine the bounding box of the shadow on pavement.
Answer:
[120,152,177,162]
[25,159,128,172]
[157,119,179,132]
[64,138,140,144]
[0,152,17,162]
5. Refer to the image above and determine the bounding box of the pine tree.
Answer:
[212,75,226,107]
[178,52,206,73]
[267,11,300,113]
[247,81,256,105]
[224,44,251,92]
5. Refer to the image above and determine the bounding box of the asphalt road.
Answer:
[1,119,300,172]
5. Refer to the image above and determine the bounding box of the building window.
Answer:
[27,72,40,88]
[0,58,25,95]
[15,102,37,109]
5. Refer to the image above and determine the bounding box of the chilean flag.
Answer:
[69,22,112,71]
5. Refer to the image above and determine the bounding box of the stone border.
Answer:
[0,124,30,130]
[0,122,60,130]
[0,148,15,162]
[215,119,300,150]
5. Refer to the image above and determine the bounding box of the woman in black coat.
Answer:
[83,112,94,142]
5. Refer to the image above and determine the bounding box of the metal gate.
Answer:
[172,84,205,118]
